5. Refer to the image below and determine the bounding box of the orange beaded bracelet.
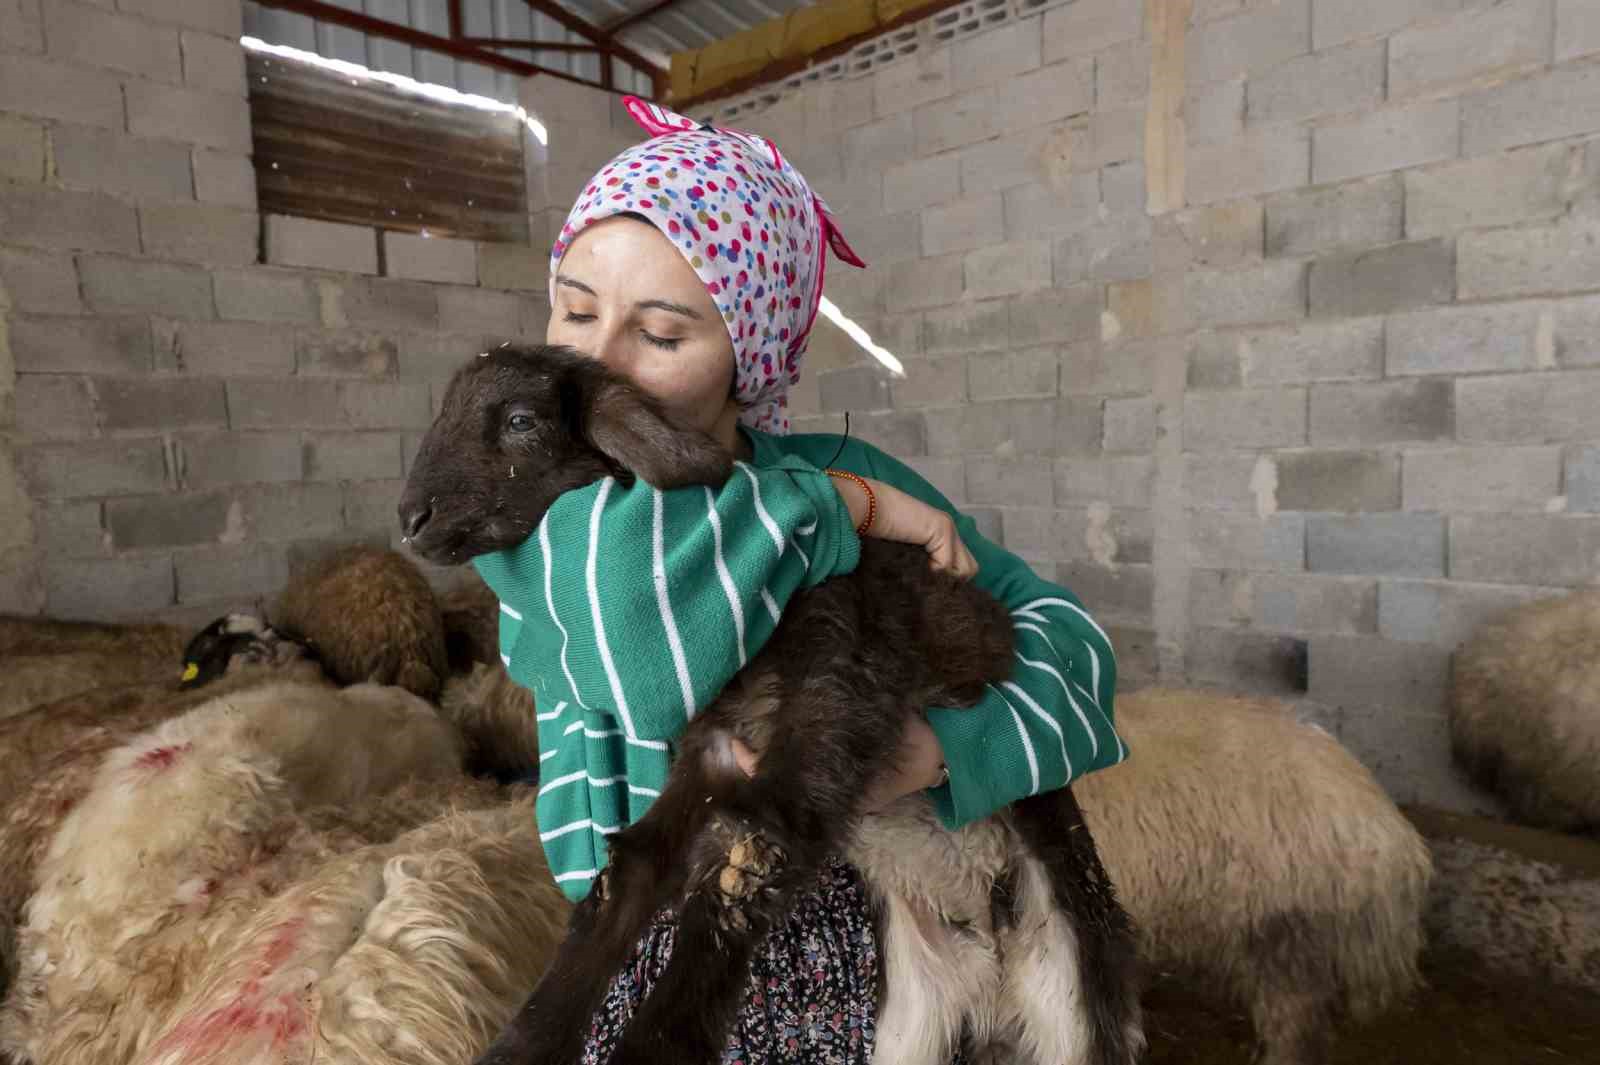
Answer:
[826,468,877,537]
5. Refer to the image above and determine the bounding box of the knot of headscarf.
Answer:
[550,96,866,435]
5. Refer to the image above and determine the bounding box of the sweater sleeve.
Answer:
[848,445,1127,830]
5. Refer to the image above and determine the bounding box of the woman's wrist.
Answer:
[826,469,873,535]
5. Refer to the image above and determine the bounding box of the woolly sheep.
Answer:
[1449,588,1600,833]
[272,544,451,700]
[0,677,466,1065]
[438,573,503,674]
[439,662,541,784]
[1072,687,1434,1065]
[400,344,1141,1065]
[0,615,189,720]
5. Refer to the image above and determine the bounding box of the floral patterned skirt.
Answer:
[579,857,969,1065]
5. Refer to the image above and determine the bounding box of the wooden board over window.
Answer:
[248,52,529,244]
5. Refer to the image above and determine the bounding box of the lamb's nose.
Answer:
[399,502,432,540]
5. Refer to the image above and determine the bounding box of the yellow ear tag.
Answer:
[181,662,199,683]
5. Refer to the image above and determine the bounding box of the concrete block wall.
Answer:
[709,0,1600,814]
[0,0,557,625]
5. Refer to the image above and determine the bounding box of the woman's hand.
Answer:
[730,715,947,813]
[832,475,978,579]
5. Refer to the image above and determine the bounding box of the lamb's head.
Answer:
[179,613,316,689]
[397,344,733,566]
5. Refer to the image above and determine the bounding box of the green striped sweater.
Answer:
[473,428,1126,902]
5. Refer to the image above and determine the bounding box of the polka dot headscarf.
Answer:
[550,96,866,435]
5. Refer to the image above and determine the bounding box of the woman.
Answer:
[475,97,1126,1064]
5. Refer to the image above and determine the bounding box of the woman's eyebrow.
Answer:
[555,276,595,295]
[636,298,702,320]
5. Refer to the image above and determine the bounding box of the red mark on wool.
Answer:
[146,915,310,1058]
[134,742,193,771]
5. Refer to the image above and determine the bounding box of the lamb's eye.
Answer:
[507,413,535,434]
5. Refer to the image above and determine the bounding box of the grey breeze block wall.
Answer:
[0,0,675,629]
[704,0,1600,816]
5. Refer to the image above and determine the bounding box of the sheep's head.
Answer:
[398,344,733,566]
[179,613,317,689]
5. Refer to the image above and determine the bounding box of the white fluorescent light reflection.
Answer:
[818,296,904,377]
[240,36,549,145]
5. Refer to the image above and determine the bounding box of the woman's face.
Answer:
[548,216,738,438]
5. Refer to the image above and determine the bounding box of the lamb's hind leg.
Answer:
[1005,790,1144,1065]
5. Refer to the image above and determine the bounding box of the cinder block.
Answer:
[1456,369,1600,443]
[38,501,107,559]
[1185,387,1307,451]
[885,154,959,211]
[1187,0,1310,87]
[1378,578,1559,648]
[1012,504,1153,564]
[180,30,244,93]
[873,49,953,118]
[913,299,1004,356]
[303,432,403,482]
[383,232,477,284]
[1188,508,1306,571]
[107,490,234,549]
[1309,238,1454,318]
[1100,160,1145,215]
[1105,281,1156,342]
[1276,449,1400,512]
[1085,107,1143,170]
[126,81,250,153]
[1557,0,1600,61]
[1043,0,1143,61]
[1247,572,1379,635]
[518,295,550,340]
[1458,218,1600,300]
[53,126,194,203]
[1054,214,1151,284]
[265,215,378,275]
[476,242,545,291]
[0,113,45,182]
[1247,39,1383,124]
[177,431,301,489]
[0,184,139,254]
[952,16,1041,93]
[1265,175,1402,258]
[845,410,928,458]
[79,256,213,318]
[0,0,44,53]
[337,278,439,331]
[236,482,344,541]
[890,355,966,409]
[1307,513,1445,577]
[1009,285,1101,347]
[434,286,518,337]
[967,348,1058,402]
[1192,319,1383,389]
[965,124,1082,199]
[397,332,488,387]
[120,0,241,36]
[227,379,345,430]
[0,54,123,129]
[1463,62,1600,155]
[921,195,1003,258]
[1184,627,1310,694]
[1186,78,1245,145]
[45,0,181,82]
[1055,455,1153,508]
[1312,0,1462,50]
[339,478,406,536]
[1389,0,1550,99]
[175,544,289,604]
[1185,453,1274,511]
[886,256,956,316]
[11,315,152,374]
[818,364,891,413]
[1096,39,1151,109]
[844,112,914,174]
[1403,445,1561,512]
[1185,261,1307,328]
[1567,444,1600,511]
[1312,99,1459,185]
[963,240,1051,300]
[1311,378,1453,445]
[20,438,168,498]
[1063,336,1169,396]
[1058,560,1154,625]
[96,378,225,432]
[46,556,174,619]
[213,268,321,323]
[805,76,875,132]
[140,204,258,265]
[1174,201,1263,268]
[996,57,1095,135]
[1451,514,1600,586]
[963,459,1057,507]
[15,375,96,441]
[838,209,921,266]
[1404,143,1579,240]
[925,397,1099,457]
[296,332,398,378]
[913,86,994,157]
[894,456,962,503]
[0,248,80,313]
[1103,396,1154,452]
[340,382,431,430]
[1386,303,1547,377]
[1002,174,1100,241]
[1307,635,1450,715]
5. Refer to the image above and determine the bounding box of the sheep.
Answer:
[271,543,451,700]
[1071,687,1434,1065]
[440,661,542,785]
[0,615,189,720]
[439,572,504,673]
[1449,588,1600,834]
[398,344,1143,1065]
[0,675,471,1065]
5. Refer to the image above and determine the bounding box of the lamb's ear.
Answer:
[579,372,733,489]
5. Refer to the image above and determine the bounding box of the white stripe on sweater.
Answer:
[540,748,557,763]
[705,486,747,667]
[500,601,522,621]
[736,462,786,554]
[789,536,810,570]
[1016,597,1115,663]
[535,701,568,723]
[991,684,1040,796]
[569,721,668,751]
[1013,622,1059,659]
[554,869,597,884]
[540,519,588,711]
[1076,678,1127,762]
[1017,653,1098,758]
[760,587,780,625]
[539,818,618,842]
[539,770,635,797]
[652,488,696,722]
[1002,680,1071,779]
[587,478,637,740]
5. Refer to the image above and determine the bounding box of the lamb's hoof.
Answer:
[712,830,785,931]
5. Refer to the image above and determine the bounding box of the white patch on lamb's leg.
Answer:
[998,856,1093,1065]
[871,892,1000,1065]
